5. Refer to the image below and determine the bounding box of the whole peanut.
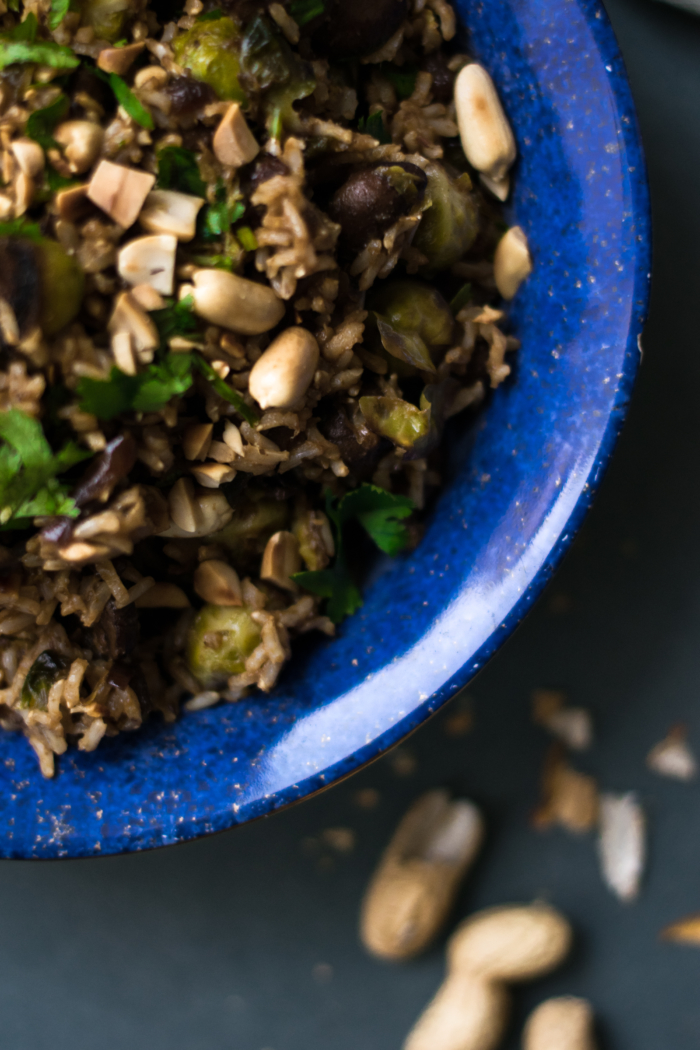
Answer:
[523,997,596,1050]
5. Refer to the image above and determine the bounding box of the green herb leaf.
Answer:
[0,409,91,527]
[196,7,223,19]
[95,68,154,130]
[450,282,472,314]
[236,225,258,251]
[288,0,324,26]
[45,166,78,192]
[199,188,244,241]
[26,92,69,149]
[380,62,418,100]
[358,109,391,144]
[0,18,80,70]
[48,0,71,31]
[0,217,42,240]
[191,355,258,425]
[293,484,414,622]
[151,293,200,344]
[77,354,195,420]
[156,145,206,197]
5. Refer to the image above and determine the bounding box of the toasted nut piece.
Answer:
[248,326,319,410]
[191,269,284,335]
[134,65,168,89]
[193,559,242,606]
[448,903,572,982]
[139,188,205,241]
[55,183,91,221]
[533,745,599,833]
[361,790,485,961]
[454,63,516,181]
[494,226,532,299]
[108,292,159,358]
[11,138,44,178]
[97,41,145,75]
[88,159,156,228]
[479,172,509,201]
[260,530,301,591]
[222,420,243,455]
[647,725,698,781]
[14,171,33,215]
[523,997,596,1050]
[162,486,233,539]
[183,422,213,461]
[404,973,509,1050]
[135,582,190,608]
[111,330,136,375]
[662,912,700,944]
[0,194,14,219]
[130,283,165,311]
[213,102,260,168]
[58,541,111,564]
[598,792,645,902]
[117,234,177,295]
[190,462,236,488]
[53,121,104,175]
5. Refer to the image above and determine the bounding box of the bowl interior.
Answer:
[0,0,649,858]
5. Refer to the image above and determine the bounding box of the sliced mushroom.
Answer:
[139,189,205,242]
[117,234,177,296]
[88,159,156,228]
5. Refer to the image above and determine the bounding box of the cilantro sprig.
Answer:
[76,353,194,421]
[294,485,414,623]
[48,0,72,31]
[26,93,69,150]
[94,67,154,130]
[0,409,91,528]
[358,109,391,144]
[0,13,79,71]
[288,0,324,26]
[156,146,206,197]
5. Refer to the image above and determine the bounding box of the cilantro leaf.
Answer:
[77,354,194,420]
[156,146,206,197]
[358,109,391,144]
[151,294,200,344]
[0,18,79,70]
[26,93,69,149]
[191,355,258,425]
[293,484,414,622]
[48,0,71,31]
[196,7,223,19]
[288,0,324,26]
[95,68,154,130]
[0,409,91,527]
[199,183,245,241]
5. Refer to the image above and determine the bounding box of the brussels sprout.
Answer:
[172,17,246,102]
[0,236,83,345]
[212,494,290,572]
[359,396,431,449]
[414,163,479,272]
[240,15,315,133]
[37,239,85,336]
[80,0,131,42]
[20,650,70,710]
[368,279,454,374]
[187,604,261,687]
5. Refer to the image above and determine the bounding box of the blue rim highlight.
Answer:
[0,0,650,858]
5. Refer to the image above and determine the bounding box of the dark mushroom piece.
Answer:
[164,76,218,119]
[328,162,428,256]
[310,0,409,59]
[86,598,140,662]
[71,434,137,508]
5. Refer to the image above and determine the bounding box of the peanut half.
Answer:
[248,326,319,410]
[403,903,572,1050]
[523,997,597,1050]
[361,789,484,961]
[454,64,516,182]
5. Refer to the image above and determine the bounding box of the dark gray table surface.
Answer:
[3,1,700,1046]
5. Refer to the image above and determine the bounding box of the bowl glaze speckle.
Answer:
[1,0,650,858]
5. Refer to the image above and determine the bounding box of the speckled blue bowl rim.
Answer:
[0,0,650,858]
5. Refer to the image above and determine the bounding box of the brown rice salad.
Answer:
[0,0,531,775]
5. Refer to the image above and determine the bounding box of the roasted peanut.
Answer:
[362,790,484,960]
[454,64,516,182]
[248,326,319,409]
[190,269,285,334]
[523,997,596,1050]
[494,226,532,300]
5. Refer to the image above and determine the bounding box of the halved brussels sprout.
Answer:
[240,15,315,133]
[80,0,131,42]
[358,396,431,449]
[0,236,84,345]
[368,279,454,375]
[20,650,70,710]
[212,494,290,572]
[187,604,261,687]
[414,163,480,272]
[292,500,333,572]
[173,17,246,102]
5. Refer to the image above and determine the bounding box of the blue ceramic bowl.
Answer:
[0,0,650,858]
